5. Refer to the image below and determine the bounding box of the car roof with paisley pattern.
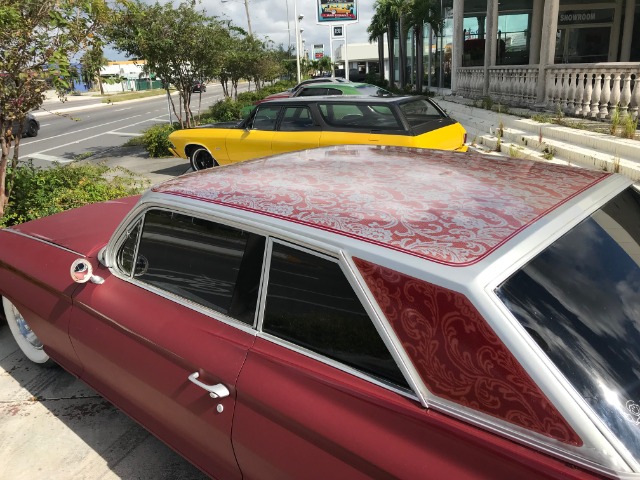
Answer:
[151,145,618,267]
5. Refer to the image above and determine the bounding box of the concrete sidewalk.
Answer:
[78,145,190,186]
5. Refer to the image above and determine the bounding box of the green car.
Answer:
[241,82,392,118]
[293,82,392,98]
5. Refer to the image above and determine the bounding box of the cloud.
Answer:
[105,0,375,61]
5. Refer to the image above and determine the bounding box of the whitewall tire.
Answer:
[3,297,51,364]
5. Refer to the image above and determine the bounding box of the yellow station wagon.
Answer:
[169,96,468,170]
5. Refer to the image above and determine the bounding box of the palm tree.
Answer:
[366,9,386,83]
[388,0,412,90]
[409,0,441,92]
[372,0,400,88]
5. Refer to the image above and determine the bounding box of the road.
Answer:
[17,83,247,168]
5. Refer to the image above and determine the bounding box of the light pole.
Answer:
[294,1,303,83]
[221,0,252,36]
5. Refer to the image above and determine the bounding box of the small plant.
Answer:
[509,145,522,158]
[141,123,176,157]
[541,145,555,161]
[622,114,638,139]
[496,103,510,114]
[552,105,566,126]
[610,105,621,136]
[532,113,552,123]
[73,151,95,161]
[481,96,494,110]
[612,156,621,173]
[494,121,504,152]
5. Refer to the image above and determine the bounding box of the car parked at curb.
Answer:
[259,77,349,102]
[2,145,640,479]
[169,95,468,171]
[293,82,392,98]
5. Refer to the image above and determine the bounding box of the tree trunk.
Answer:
[0,124,10,218]
[416,26,424,93]
[387,26,395,88]
[398,17,407,90]
[378,34,385,83]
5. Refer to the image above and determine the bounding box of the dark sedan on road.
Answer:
[10,112,40,137]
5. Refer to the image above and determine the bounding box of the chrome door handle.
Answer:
[188,372,230,399]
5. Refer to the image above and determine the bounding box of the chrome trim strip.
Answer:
[3,228,84,257]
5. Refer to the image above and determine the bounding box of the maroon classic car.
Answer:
[2,145,640,479]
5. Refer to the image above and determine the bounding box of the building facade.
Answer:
[448,0,639,119]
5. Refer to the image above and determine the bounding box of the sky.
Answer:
[105,0,376,61]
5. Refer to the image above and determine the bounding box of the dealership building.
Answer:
[340,0,639,119]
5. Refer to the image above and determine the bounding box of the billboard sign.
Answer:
[317,0,358,23]
[313,44,324,59]
[332,25,343,38]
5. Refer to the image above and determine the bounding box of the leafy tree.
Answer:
[80,43,108,95]
[317,56,333,75]
[0,0,110,217]
[107,0,228,128]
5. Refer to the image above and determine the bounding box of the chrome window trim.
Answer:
[105,204,266,334]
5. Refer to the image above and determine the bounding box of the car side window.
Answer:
[262,242,409,389]
[279,106,314,131]
[298,87,327,97]
[318,103,402,130]
[120,209,265,325]
[251,106,280,131]
[325,87,344,95]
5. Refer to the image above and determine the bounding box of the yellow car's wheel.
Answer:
[190,147,218,171]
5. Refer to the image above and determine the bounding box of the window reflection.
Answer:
[497,187,640,458]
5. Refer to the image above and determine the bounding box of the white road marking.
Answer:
[115,107,133,112]
[24,115,144,145]
[29,116,160,161]
[27,153,74,163]
[105,132,143,137]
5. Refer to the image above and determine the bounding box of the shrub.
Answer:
[141,123,176,157]
[208,98,244,122]
[1,161,148,227]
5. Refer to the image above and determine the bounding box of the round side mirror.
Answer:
[70,259,93,284]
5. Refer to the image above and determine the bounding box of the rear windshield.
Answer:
[496,186,640,460]
[399,98,445,127]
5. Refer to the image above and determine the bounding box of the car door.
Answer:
[68,209,266,479]
[225,105,280,162]
[271,105,322,156]
[231,241,426,478]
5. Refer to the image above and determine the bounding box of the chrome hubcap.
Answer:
[11,305,43,349]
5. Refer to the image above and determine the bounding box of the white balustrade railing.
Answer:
[455,63,639,121]
[546,64,639,120]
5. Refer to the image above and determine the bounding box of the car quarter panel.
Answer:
[0,231,83,374]
[232,338,600,480]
